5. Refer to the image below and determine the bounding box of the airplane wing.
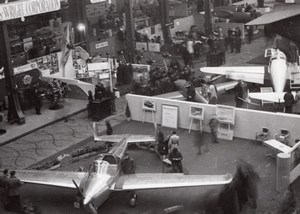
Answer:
[247,4,300,26]
[248,92,286,103]
[94,134,156,143]
[11,170,86,188]
[200,66,265,84]
[112,173,232,191]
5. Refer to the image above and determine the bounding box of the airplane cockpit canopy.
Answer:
[88,154,118,175]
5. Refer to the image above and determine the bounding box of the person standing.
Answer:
[105,119,113,135]
[187,39,194,67]
[293,90,300,114]
[186,84,195,102]
[121,153,136,174]
[7,170,23,213]
[209,114,219,144]
[168,148,183,173]
[0,169,9,210]
[168,131,180,153]
[247,26,253,44]
[32,85,44,115]
[284,89,294,113]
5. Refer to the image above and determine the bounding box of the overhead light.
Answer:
[77,23,85,31]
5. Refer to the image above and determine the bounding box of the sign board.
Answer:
[142,98,156,112]
[86,2,107,18]
[216,105,235,124]
[13,62,38,76]
[162,105,178,129]
[148,43,160,52]
[95,41,108,49]
[189,106,204,120]
[136,42,148,51]
[28,52,60,75]
[0,0,61,22]
[91,0,107,3]
[87,62,109,71]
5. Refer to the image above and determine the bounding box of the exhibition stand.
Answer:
[126,94,300,143]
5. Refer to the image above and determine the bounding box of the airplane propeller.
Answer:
[237,97,260,109]
[72,179,85,199]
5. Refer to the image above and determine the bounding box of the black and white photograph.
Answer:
[189,105,204,119]
[0,0,300,214]
[142,98,156,111]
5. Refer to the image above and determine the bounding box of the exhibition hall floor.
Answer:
[2,120,299,214]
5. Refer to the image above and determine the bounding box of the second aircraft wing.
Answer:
[12,170,86,188]
[200,66,265,84]
[112,173,233,191]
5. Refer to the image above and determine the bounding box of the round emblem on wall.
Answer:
[23,75,33,85]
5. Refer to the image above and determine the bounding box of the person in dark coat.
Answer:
[105,119,113,135]
[284,89,294,113]
[0,169,9,210]
[7,170,23,213]
[186,84,196,102]
[121,153,136,174]
[209,114,219,144]
[247,26,253,44]
[168,148,183,173]
[32,85,44,115]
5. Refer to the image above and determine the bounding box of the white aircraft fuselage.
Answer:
[269,49,288,93]
[79,156,122,214]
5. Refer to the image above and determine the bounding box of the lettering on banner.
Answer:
[0,0,61,21]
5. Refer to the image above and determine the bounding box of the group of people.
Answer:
[228,27,242,53]
[0,169,23,213]
[156,130,183,173]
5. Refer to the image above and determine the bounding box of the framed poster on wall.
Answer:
[189,105,204,120]
[162,105,178,129]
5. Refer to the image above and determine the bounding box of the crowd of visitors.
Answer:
[0,169,23,213]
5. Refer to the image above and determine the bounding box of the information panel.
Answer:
[162,105,178,129]
[216,105,235,125]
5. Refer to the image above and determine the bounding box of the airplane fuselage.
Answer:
[269,50,288,92]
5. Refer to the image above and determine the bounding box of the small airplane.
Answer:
[200,48,296,103]
[3,128,233,213]
[155,74,240,104]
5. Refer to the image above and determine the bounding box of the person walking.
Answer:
[7,170,23,213]
[0,169,9,210]
[168,148,183,173]
[168,131,180,153]
[284,89,294,113]
[209,114,219,144]
[293,90,300,114]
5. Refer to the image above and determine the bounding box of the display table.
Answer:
[88,98,111,121]
[263,139,292,157]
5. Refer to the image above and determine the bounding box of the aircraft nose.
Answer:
[83,196,92,205]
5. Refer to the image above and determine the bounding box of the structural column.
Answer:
[204,0,213,35]
[124,0,135,63]
[159,0,171,44]
[0,22,25,125]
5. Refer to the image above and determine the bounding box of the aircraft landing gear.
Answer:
[128,191,137,207]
